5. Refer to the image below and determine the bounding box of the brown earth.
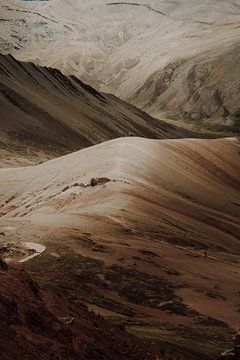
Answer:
[0,259,163,360]
[0,136,239,359]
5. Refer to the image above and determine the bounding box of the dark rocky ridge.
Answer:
[0,53,193,166]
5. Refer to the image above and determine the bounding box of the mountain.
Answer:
[1,136,239,359]
[0,54,191,167]
[1,2,240,359]
[1,0,240,130]
[131,42,240,132]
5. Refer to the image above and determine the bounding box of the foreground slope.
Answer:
[1,0,240,129]
[0,54,188,167]
[0,137,239,359]
[0,260,158,360]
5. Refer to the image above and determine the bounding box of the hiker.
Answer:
[204,250,207,258]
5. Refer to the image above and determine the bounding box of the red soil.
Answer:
[0,259,159,360]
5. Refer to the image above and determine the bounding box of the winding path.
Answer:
[19,242,46,263]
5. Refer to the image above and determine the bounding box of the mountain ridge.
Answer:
[0,53,192,167]
[1,0,240,130]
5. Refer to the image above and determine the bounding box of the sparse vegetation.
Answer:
[206,290,226,301]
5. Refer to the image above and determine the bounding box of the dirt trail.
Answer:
[174,243,240,267]
[19,242,46,263]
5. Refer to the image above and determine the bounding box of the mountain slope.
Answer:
[0,137,239,359]
[0,54,190,167]
[1,137,240,253]
[0,260,159,360]
[131,42,240,131]
[1,0,240,129]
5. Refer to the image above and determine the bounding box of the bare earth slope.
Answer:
[1,0,240,129]
[0,54,189,167]
[0,260,158,360]
[0,137,240,359]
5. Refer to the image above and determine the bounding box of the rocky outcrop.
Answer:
[90,177,111,186]
[219,331,240,360]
